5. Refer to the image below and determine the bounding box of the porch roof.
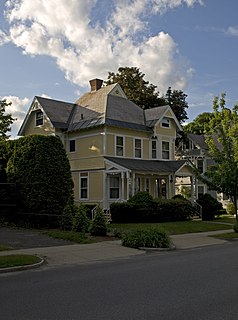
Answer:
[105,156,187,174]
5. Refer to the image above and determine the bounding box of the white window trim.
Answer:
[151,140,157,159]
[80,174,89,200]
[69,139,76,153]
[161,140,170,160]
[109,175,120,199]
[115,135,125,157]
[35,110,44,127]
[160,117,171,129]
[134,138,143,159]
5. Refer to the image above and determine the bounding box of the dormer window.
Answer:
[161,117,170,128]
[35,110,43,126]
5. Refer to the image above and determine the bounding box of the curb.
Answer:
[0,256,45,274]
[139,244,176,252]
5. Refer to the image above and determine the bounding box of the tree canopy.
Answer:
[0,99,15,140]
[196,94,238,225]
[184,112,214,134]
[165,87,188,123]
[105,67,189,123]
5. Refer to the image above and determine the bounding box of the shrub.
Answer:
[155,199,195,222]
[226,202,236,216]
[234,224,238,233]
[197,193,222,221]
[6,135,74,216]
[60,202,77,231]
[72,204,90,233]
[122,228,171,249]
[90,206,107,236]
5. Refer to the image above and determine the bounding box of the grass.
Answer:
[0,244,12,251]
[0,254,41,269]
[109,220,233,236]
[45,230,93,244]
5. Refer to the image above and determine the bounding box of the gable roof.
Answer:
[18,80,183,135]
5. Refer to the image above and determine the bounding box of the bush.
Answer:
[72,204,90,233]
[226,202,236,216]
[197,193,223,221]
[122,228,171,249]
[60,202,77,231]
[155,199,196,222]
[110,197,195,223]
[90,206,107,236]
[7,135,74,216]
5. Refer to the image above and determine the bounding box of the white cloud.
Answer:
[227,26,238,37]
[0,29,10,46]
[3,0,204,93]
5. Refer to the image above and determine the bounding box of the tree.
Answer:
[0,99,15,140]
[196,94,238,227]
[105,67,189,123]
[105,67,166,109]
[183,112,214,134]
[7,135,74,215]
[165,87,189,123]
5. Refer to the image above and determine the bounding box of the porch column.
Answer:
[121,172,125,201]
[169,174,176,198]
[132,172,135,196]
[103,172,108,209]
[190,175,194,202]
[126,171,130,200]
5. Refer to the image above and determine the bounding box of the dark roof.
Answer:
[36,96,75,129]
[105,156,187,173]
[105,118,152,132]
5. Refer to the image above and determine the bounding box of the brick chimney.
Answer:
[89,78,103,91]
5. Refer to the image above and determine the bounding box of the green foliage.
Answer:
[6,135,74,215]
[0,140,15,182]
[105,67,166,109]
[233,224,238,233]
[72,204,90,233]
[46,230,92,244]
[0,254,41,268]
[128,191,153,205]
[122,228,171,249]
[195,94,238,224]
[226,202,236,216]
[197,193,222,221]
[0,99,15,140]
[165,87,188,123]
[90,206,107,236]
[60,201,78,231]
[110,198,195,223]
[183,112,214,134]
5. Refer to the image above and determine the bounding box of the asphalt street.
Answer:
[1,241,238,320]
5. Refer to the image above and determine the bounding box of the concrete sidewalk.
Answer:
[0,229,234,270]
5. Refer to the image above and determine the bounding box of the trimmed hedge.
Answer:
[6,135,74,216]
[110,195,196,223]
[197,193,223,221]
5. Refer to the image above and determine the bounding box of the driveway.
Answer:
[0,227,73,249]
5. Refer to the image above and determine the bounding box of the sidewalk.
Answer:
[0,229,234,271]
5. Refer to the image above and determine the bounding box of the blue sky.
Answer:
[0,0,238,137]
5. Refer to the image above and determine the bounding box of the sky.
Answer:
[0,0,238,138]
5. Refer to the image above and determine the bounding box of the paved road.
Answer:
[1,242,238,320]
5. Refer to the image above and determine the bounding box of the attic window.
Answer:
[35,110,43,126]
[161,117,170,128]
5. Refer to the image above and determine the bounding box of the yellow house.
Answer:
[18,79,193,209]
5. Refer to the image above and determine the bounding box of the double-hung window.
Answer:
[116,136,124,156]
[35,110,43,126]
[151,140,157,159]
[162,141,170,159]
[135,139,142,158]
[197,159,204,173]
[80,174,88,199]
[69,139,76,153]
[161,117,170,128]
[109,176,119,199]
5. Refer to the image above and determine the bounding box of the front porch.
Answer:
[103,157,193,209]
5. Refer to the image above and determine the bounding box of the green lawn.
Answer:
[0,245,12,251]
[0,254,41,268]
[109,220,233,236]
[45,230,93,244]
